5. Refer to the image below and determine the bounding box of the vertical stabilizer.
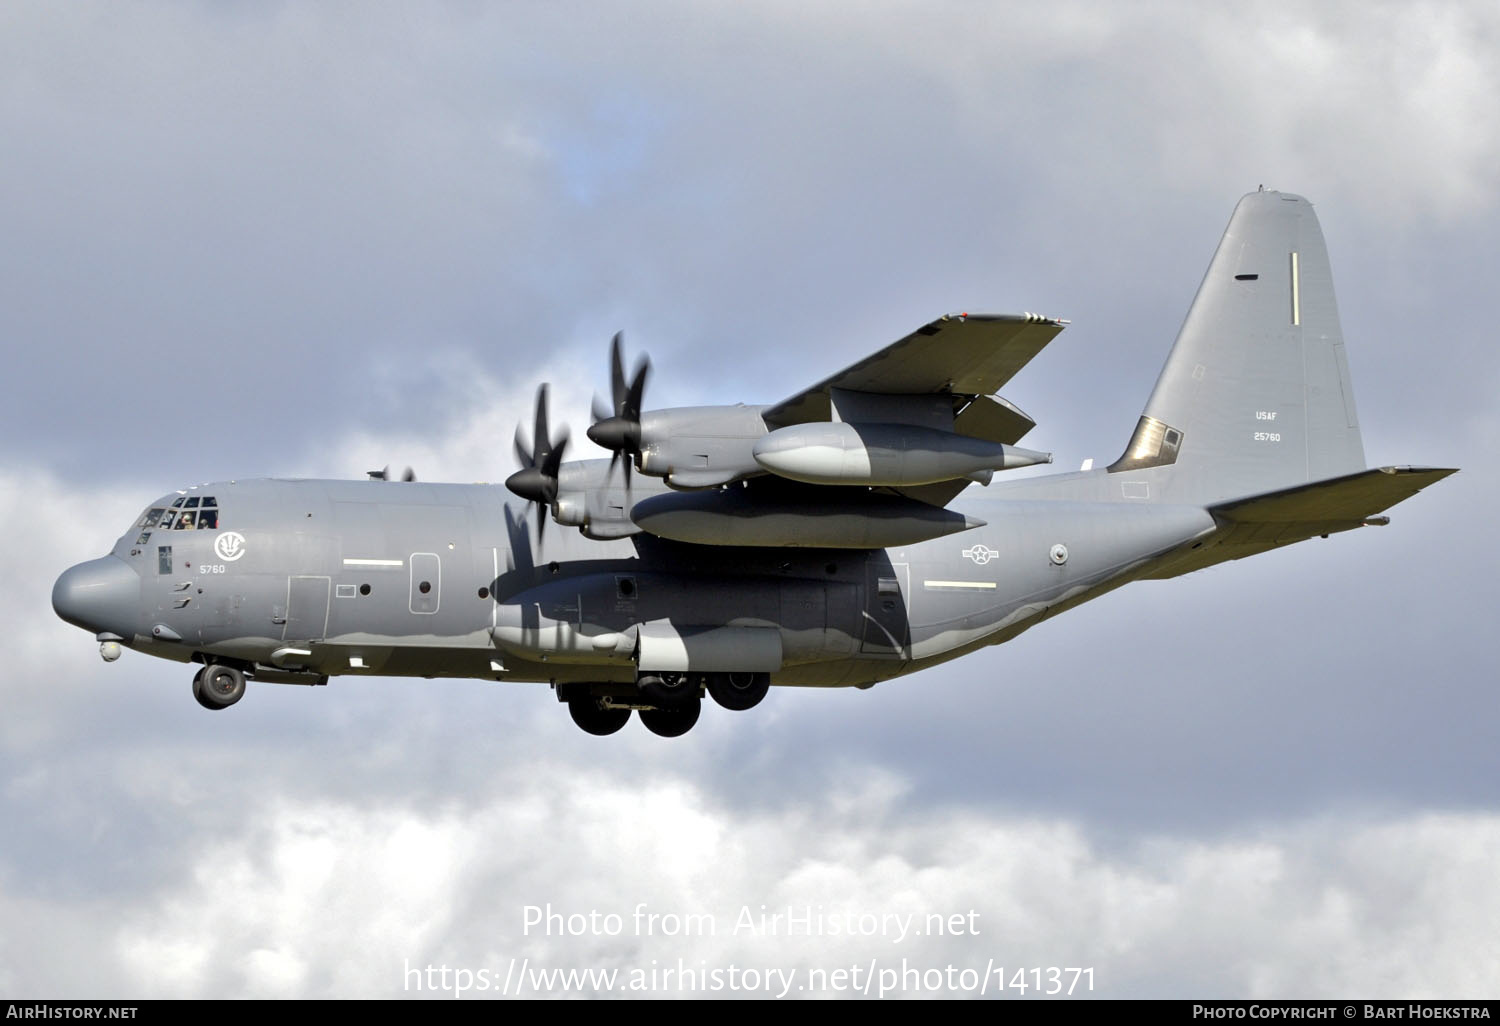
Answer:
[1108,191,1366,504]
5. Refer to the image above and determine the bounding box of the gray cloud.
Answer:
[5,759,1499,998]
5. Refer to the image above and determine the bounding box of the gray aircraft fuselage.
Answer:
[57,474,1213,688]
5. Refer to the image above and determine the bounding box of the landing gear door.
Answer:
[284,576,331,642]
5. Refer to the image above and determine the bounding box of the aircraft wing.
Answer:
[762,313,1066,427]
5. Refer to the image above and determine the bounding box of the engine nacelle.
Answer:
[548,459,672,538]
[751,421,1051,487]
[634,405,769,488]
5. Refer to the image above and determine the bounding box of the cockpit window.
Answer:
[135,496,222,533]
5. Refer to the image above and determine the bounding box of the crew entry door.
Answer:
[283,576,331,642]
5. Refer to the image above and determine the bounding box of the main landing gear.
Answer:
[706,671,770,712]
[567,695,632,736]
[192,663,246,710]
[559,671,772,738]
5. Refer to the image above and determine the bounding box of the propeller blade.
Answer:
[625,356,650,421]
[401,467,416,482]
[541,430,569,481]
[507,382,572,547]
[609,332,626,411]
[587,332,650,457]
[533,384,551,462]
[513,427,532,470]
[591,392,612,426]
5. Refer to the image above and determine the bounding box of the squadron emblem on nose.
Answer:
[214,532,247,562]
[961,545,999,565]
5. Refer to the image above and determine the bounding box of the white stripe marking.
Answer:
[924,580,997,590]
[1290,250,1301,326]
[342,558,404,567]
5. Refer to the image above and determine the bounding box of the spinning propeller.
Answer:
[506,384,569,542]
[587,332,651,486]
[368,466,417,482]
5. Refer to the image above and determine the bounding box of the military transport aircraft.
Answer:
[53,191,1455,737]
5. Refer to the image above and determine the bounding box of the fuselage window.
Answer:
[175,512,197,530]
[158,546,173,575]
[170,497,185,508]
[140,508,166,529]
[184,496,200,509]
[197,508,218,529]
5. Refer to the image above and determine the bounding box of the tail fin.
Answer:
[1108,190,1366,504]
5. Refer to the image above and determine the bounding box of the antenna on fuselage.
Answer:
[367,466,417,482]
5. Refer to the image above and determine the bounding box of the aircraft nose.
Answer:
[52,556,139,637]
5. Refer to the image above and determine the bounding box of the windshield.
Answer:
[132,494,220,544]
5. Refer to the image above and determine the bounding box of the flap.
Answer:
[953,393,1037,445]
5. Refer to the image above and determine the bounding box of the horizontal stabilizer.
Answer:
[1142,465,1457,578]
[1212,465,1456,523]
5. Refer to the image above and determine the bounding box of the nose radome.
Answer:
[52,557,139,637]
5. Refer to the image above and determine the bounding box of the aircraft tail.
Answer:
[1107,190,1367,505]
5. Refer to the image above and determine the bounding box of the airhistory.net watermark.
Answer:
[402,957,1094,998]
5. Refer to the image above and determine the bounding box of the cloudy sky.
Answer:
[3,1,1497,999]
